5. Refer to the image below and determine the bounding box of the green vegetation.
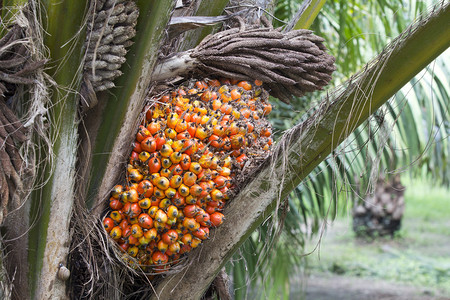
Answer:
[306,178,450,295]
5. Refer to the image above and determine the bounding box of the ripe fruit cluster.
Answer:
[103,78,273,272]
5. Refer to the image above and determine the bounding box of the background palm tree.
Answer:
[0,0,448,299]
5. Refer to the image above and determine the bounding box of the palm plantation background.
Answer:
[0,0,448,299]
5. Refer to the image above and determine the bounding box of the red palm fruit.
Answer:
[147,121,161,135]
[152,251,169,265]
[162,229,178,245]
[176,131,190,140]
[213,176,227,188]
[144,228,158,241]
[128,235,139,246]
[133,141,142,153]
[236,153,248,167]
[193,227,209,240]
[205,205,218,215]
[137,180,154,197]
[220,103,232,115]
[136,125,151,142]
[119,219,129,230]
[207,200,220,208]
[169,164,183,176]
[179,243,192,254]
[122,225,132,239]
[195,211,210,226]
[183,172,197,187]
[150,196,161,206]
[230,88,241,100]
[210,212,225,227]
[209,135,224,148]
[180,154,191,170]
[138,213,153,229]
[199,182,212,198]
[154,133,166,150]
[148,157,161,174]
[124,203,141,218]
[118,242,129,252]
[109,199,123,210]
[171,195,185,207]
[183,205,199,218]
[187,123,197,137]
[189,184,203,197]
[110,226,122,240]
[103,217,114,232]
[141,136,157,153]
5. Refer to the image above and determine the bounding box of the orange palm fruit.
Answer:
[155,209,168,224]
[110,226,122,240]
[183,172,197,187]
[131,224,144,238]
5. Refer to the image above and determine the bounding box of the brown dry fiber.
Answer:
[192,27,335,102]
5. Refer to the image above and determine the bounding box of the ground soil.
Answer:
[292,215,450,300]
[303,273,450,300]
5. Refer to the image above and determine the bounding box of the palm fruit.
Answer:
[103,78,273,272]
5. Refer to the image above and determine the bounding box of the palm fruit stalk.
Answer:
[102,77,273,273]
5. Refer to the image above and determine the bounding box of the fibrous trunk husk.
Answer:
[0,23,45,224]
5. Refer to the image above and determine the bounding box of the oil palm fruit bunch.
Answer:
[103,78,273,273]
